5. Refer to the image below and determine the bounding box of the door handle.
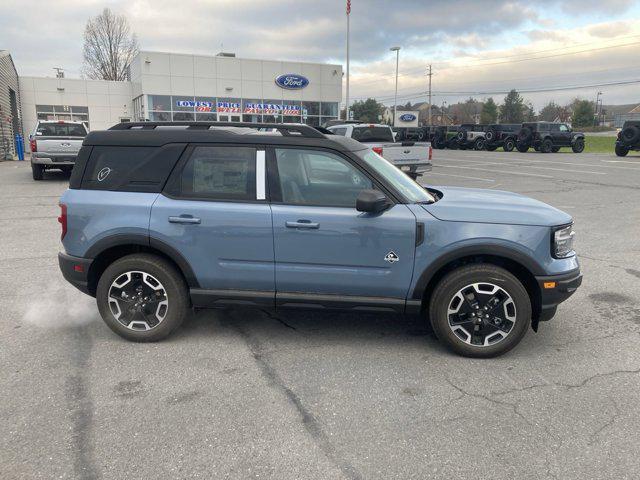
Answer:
[285,220,319,229]
[168,215,201,225]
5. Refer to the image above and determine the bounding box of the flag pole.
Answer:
[345,0,350,120]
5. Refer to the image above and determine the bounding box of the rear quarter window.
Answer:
[81,144,186,192]
[36,123,87,137]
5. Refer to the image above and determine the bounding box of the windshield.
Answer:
[356,149,435,203]
[352,126,394,143]
[36,123,87,137]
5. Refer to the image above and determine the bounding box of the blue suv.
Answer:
[58,122,581,357]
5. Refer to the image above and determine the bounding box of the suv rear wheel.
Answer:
[428,264,531,358]
[473,138,485,150]
[32,163,44,180]
[572,138,585,153]
[96,254,190,342]
[615,145,629,157]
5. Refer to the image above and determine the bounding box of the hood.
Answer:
[422,186,572,227]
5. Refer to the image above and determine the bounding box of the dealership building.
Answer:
[0,50,343,156]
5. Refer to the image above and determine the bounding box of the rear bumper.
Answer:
[58,252,94,296]
[535,268,582,321]
[32,153,77,165]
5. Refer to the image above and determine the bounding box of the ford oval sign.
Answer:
[399,113,417,122]
[275,74,309,90]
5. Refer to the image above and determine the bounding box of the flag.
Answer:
[346,0,351,15]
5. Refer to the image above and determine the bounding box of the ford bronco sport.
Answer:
[516,122,585,153]
[58,122,581,357]
[615,121,640,157]
[484,124,521,152]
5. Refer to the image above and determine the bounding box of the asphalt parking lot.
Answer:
[1,149,639,480]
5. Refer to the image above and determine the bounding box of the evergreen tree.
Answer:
[499,89,525,123]
[480,97,498,124]
[351,98,385,123]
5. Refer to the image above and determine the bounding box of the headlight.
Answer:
[553,224,575,258]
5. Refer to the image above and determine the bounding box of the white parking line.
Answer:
[441,157,606,175]
[446,152,640,171]
[436,163,554,179]
[427,171,495,182]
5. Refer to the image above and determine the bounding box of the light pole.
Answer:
[390,46,400,126]
[595,91,602,126]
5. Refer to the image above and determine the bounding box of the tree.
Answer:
[570,99,595,127]
[480,97,498,124]
[450,98,482,124]
[350,98,385,123]
[82,8,139,81]
[500,89,525,123]
[523,102,536,121]
[539,101,562,122]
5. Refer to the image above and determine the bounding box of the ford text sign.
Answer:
[275,74,309,90]
[399,113,417,122]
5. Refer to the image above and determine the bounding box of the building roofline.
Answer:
[135,50,342,68]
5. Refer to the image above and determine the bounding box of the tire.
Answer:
[621,125,640,145]
[428,264,531,358]
[473,138,485,150]
[572,137,585,153]
[31,163,44,180]
[96,253,190,342]
[517,127,532,144]
[485,129,496,142]
[615,145,629,157]
[540,138,553,153]
[551,147,560,153]
[503,139,515,152]
[516,142,529,153]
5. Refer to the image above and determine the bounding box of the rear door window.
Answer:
[179,146,257,201]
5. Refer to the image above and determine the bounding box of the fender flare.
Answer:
[410,243,545,300]
[85,233,200,288]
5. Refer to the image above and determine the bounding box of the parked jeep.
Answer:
[484,124,521,152]
[516,122,585,153]
[58,121,581,357]
[432,125,460,149]
[615,121,640,157]
[456,124,488,150]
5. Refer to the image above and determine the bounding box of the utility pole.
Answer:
[427,64,433,126]
[390,46,401,127]
[345,0,351,120]
[594,91,602,127]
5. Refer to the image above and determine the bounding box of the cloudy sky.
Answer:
[2,0,640,109]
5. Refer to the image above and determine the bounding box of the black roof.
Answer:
[84,122,367,152]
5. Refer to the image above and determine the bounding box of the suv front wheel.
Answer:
[572,138,585,153]
[96,253,190,342]
[428,264,531,358]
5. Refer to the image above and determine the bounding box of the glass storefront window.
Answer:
[173,112,195,121]
[148,95,171,112]
[243,114,262,123]
[194,97,216,114]
[150,111,171,121]
[304,117,320,127]
[321,102,338,117]
[242,99,262,114]
[72,106,89,114]
[283,116,301,123]
[195,112,217,122]
[302,101,319,116]
[173,96,196,112]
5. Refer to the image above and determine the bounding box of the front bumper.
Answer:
[535,268,582,321]
[58,252,94,296]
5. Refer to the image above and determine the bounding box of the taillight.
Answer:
[428,145,433,161]
[30,138,37,152]
[58,203,67,240]
[372,146,383,156]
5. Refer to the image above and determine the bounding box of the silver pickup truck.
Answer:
[30,121,88,180]
[327,123,432,179]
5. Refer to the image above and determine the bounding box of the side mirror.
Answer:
[356,189,390,213]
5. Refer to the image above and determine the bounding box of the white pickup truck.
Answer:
[30,121,88,180]
[327,123,432,179]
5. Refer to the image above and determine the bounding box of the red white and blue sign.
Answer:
[275,74,309,90]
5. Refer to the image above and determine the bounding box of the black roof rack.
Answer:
[108,121,325,139]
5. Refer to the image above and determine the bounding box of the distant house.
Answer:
[613,105,640,128]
